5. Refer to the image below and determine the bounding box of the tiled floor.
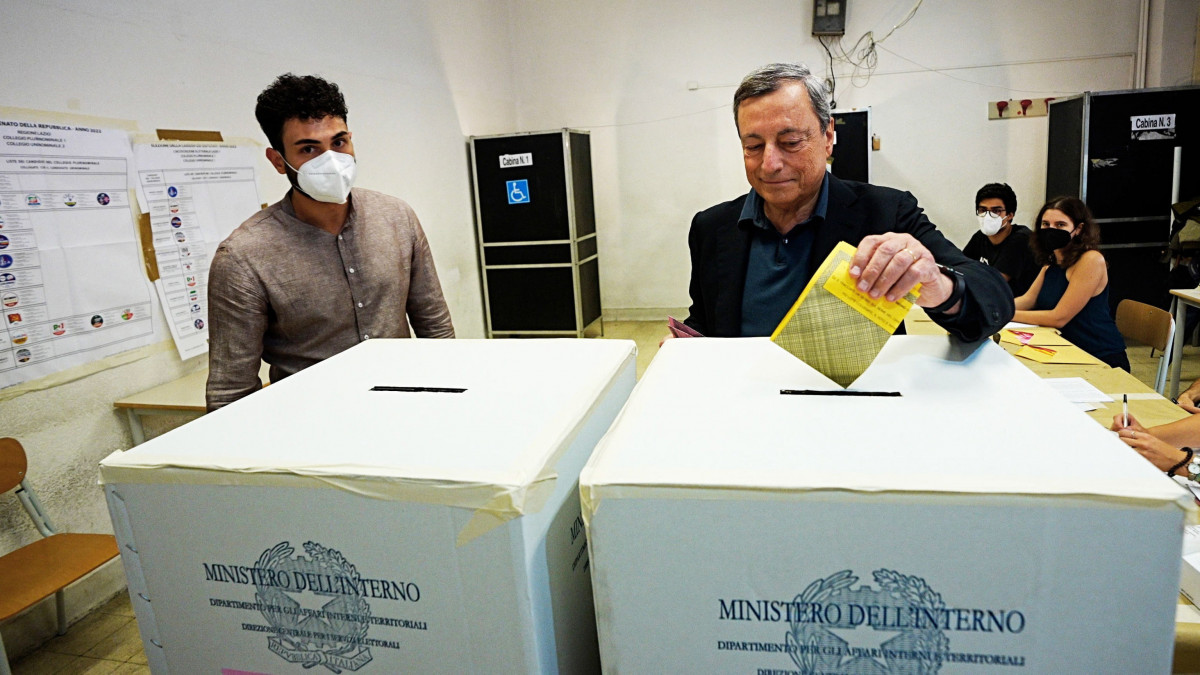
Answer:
[1128,341,1199,395]
[13,592,148,674]
[598,320,668,377]
[10,320,1198,673]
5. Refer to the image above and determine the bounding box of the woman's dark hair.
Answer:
[1031,196,1100,269]
[255,73,348,152]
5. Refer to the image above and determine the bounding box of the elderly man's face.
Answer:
[737,81,834,218]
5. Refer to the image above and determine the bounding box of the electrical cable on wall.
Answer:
[575,0,1105,131]
[823,0,924,89]
[816,0,1089,99]
[819,35,838,108]
[875,44,1095,96]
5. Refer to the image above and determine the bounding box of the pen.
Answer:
[1123,394,1129,428]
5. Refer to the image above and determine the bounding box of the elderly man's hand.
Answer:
[849,233,958,312]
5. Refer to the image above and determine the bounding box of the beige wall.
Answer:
[1,0,1197,659]
[502,0,1149,316]
[0,0,506,657]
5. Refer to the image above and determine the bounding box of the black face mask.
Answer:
[1037,227,1072,252]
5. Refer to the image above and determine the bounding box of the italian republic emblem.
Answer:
[787,569,950,675]
[254,541,373,673]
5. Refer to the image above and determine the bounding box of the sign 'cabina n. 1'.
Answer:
[101,338,637,673]
[581,337,1191,673]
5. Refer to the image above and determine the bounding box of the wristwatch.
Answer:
[1188,454,1200,482]
[925,264,966,314]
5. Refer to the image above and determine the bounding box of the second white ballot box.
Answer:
[100,338,636,674]
[580,336,1192,673]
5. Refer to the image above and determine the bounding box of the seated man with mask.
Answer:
[206,73,454,411]
[963,182,1037,297]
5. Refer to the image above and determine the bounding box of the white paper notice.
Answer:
[1044,377,1113,403]
[0,119,156,389]
[133,143,260,359]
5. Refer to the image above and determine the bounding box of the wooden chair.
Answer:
[1115,299,1175,395]
[0,438,119,675]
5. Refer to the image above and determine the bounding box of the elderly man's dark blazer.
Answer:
[684,174,1014,342]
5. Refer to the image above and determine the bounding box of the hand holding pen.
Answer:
[1112,414,1193,475]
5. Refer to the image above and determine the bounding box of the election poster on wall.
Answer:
[0,118,157,389]
[133,142,260,360]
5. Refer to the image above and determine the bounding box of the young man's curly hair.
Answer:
[255,73,349,152]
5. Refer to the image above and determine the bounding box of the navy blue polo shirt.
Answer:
[739,174,830,337]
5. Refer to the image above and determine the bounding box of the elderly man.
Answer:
[206,74,454,411]
[682,63,1012,340]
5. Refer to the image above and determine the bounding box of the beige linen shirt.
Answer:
[206,188,454,410]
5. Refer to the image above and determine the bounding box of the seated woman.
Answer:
[1013,196,1129,370]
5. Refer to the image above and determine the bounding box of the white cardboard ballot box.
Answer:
[100,338,636,674]
[1180,525,1200,607]
[580,336,1193,674]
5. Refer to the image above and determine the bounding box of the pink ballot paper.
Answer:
[668,316,704,338]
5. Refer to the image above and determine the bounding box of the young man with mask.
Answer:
[962,183,1037,297]
[206,73,454,411]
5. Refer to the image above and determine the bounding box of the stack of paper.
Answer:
[1001,325,1104,365]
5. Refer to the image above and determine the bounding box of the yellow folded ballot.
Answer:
[771,241,920,387]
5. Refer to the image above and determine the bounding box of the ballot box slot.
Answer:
[779,389,901,397]
[370,385,468,393]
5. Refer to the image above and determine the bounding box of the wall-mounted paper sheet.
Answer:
[133,143,260,359]
[0,119,156,389]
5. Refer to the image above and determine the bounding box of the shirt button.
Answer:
[363,334,370,339]
[338,235,343,240]
[348,267,356,273]
[356,302,363,308]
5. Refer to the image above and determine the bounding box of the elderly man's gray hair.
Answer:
[733,63,832,133]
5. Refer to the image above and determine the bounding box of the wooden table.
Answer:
[113,363,269,444]
[908,310,1187,428]
[1170,288,1200,400]
[996,339,1188,428]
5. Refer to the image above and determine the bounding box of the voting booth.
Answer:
[581,337,1192,673]
[100,338,636,674]
[470,130,602,338]
[1047,86,1200,310]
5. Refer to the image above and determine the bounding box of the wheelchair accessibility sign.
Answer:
[506,179,530,205]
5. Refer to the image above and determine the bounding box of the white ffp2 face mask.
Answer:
[978,212,1004,236]
[285,150,357,204]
